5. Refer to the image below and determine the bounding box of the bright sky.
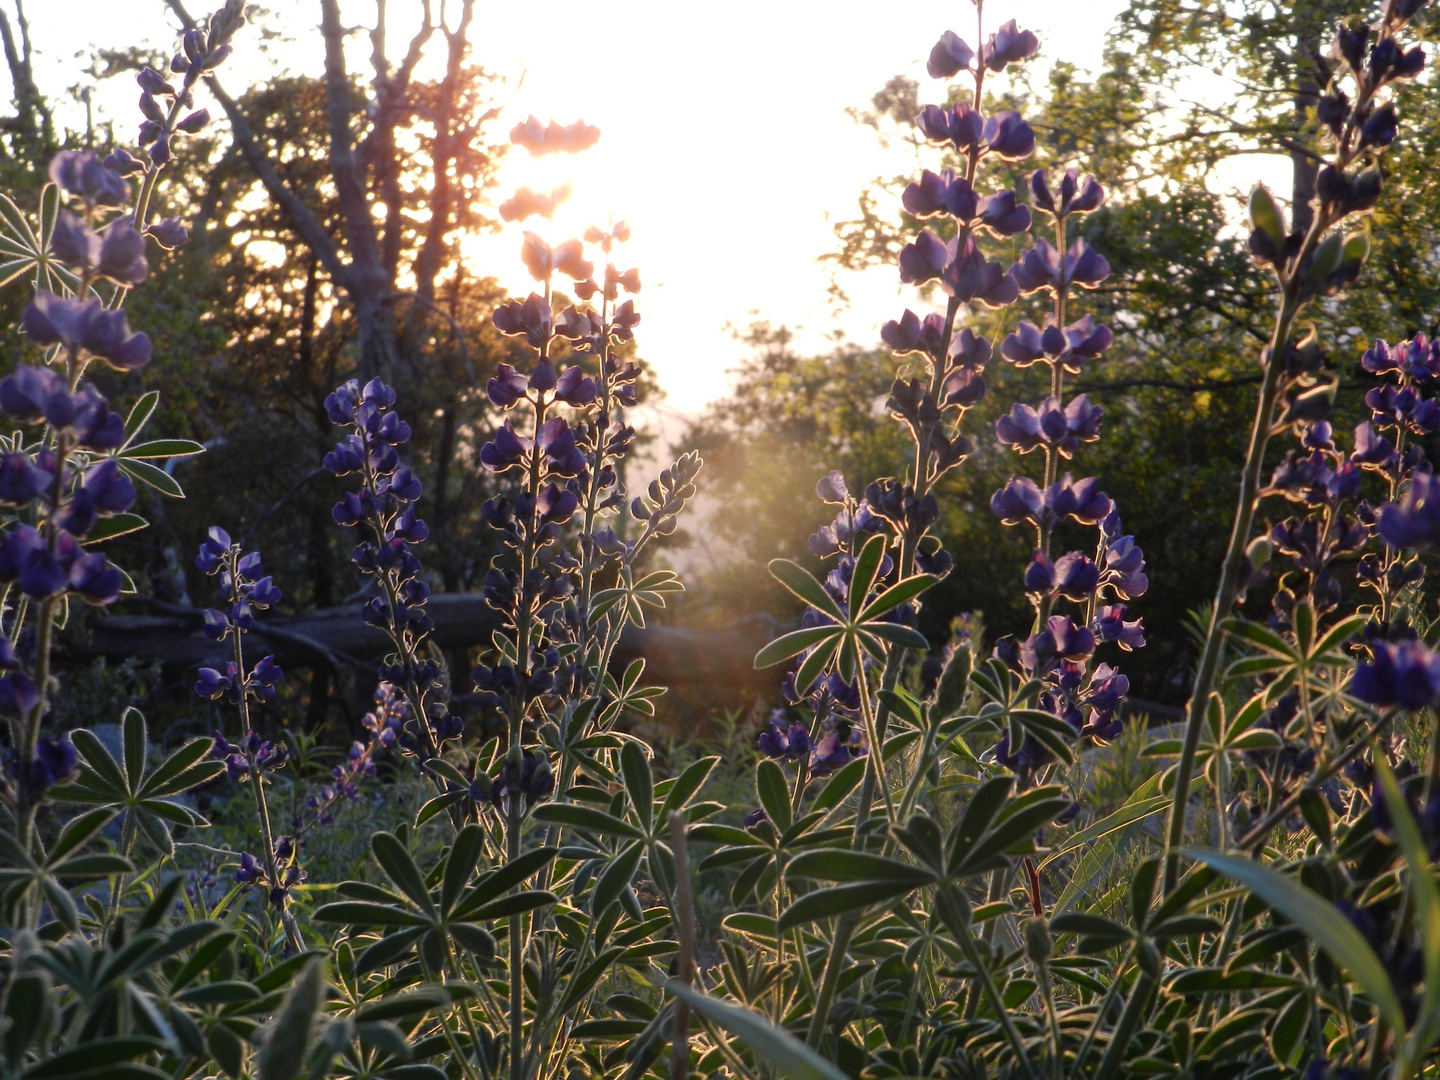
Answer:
[21,0,1135,434]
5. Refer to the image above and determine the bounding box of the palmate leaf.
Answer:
[847,532,888,620]
[766,559,846,622]
[666,981,848,1080]
[1186,848,1406,1039]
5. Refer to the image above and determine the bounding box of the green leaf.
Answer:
[847,533,888,620]
[620,741,654,833]
[311,901,425,927]
[1374,758,1440,1043]
[84,513,149,545]
[1220,617,1297,658]
[123,392,160,444]
[666,981,849,1080]
[755,759,793,834]
[861,622,931,651]
[1038,777,1165,871]
[767,558,846,622]
[70,729,127,794]
[371,833,438,917]
[118,458,184,499]
[258,957,324,1080]
[753,625,840,670]
[531,803,642,839]
[441,825,485,915]
[119,439,206,460]
[777,880,915,931]
[858,572,937,622]
[49,808,117,863]
[1187,847,1406,1038]
[784,849,934,888]
[123,707,147,788]
[21,1037,165,1078]
[659,756,717,821]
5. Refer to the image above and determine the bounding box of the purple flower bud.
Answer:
[104,147,146,176]
[1024,550,1055,592]
[176,108,210,134]
[97,220,149,285]
[147,216,189,250]
[83,459,136,513]
[1379,471,1440,550]
[148,132,172,167]
[898,228,950,285]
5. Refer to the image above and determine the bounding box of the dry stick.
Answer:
[670,812,696,1080]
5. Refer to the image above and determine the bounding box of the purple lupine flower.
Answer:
[942,364,985,408]
[0,452,51,506]
[902,168,978,221]
[487,363,530,408]
[520,232,593,282]
[809,732,854,778]
[881,309,948,356]
[926,29,974,78]
[758,718,814,761]
[1378,471,1440,549]
[1094,604,1145,650]
[0,670,39,715]
[537,417,587,477]
[20,294,151,370]
[982,110,1035,159]
[492,292,553,348]
[1024,550,1055,592]
[147,216,189,250]
[509,115,600,155]
[1053,551,1100,601]
[1009,237,1111,294]
[1362,334,1440,385]
[940,234,1019,306]
[28,736,79,792]
[1102,535,1148,599]
[480,420,533,473]
[49,150,130,207]
[537,483,579,524]
[1046,474,1112,526]
[97,220,149,285]
[1351,421,1398,470]
[977,190,1032,236]
[195,664,236,700]
[816,470,849,504]
[554,365,598,406]
[1030,169,1105,219]
[981,19,1039,71]
[914,102,984,151]
[69,553,123,604]
[898,229,951,285]
[83,459,136,513]
[990,476,1043,524]
[1351,639,1440,709]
